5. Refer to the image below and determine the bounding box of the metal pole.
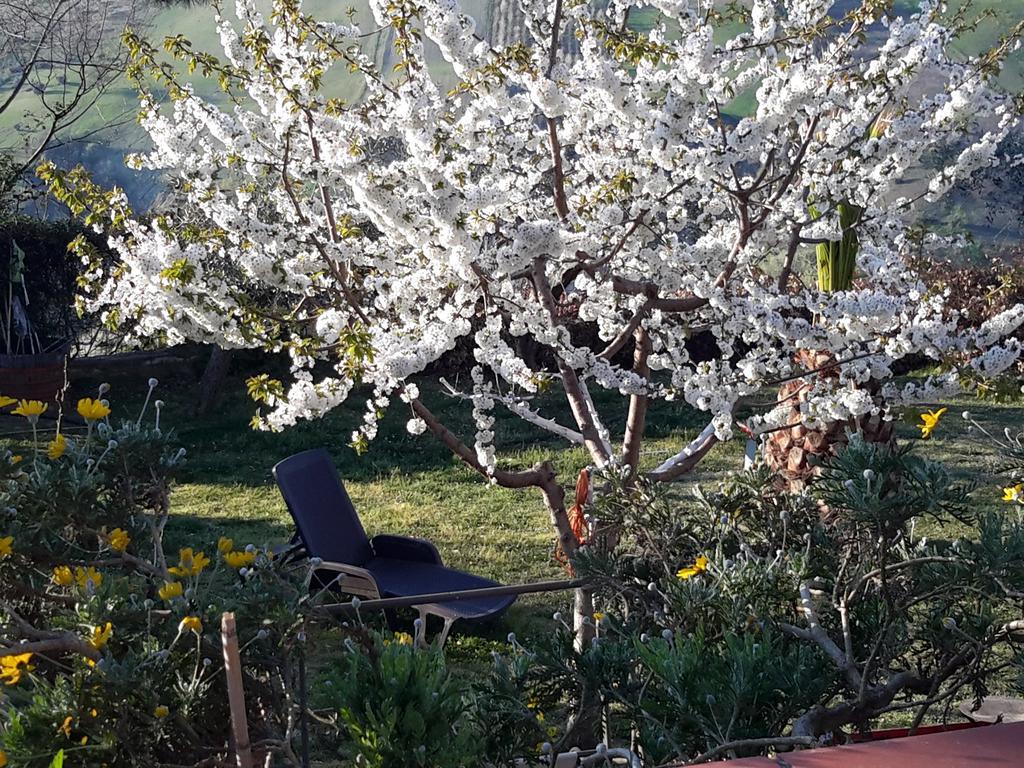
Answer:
[317,578,588,614]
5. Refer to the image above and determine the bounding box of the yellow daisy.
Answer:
[47,433,67,459]
[90,622,113,650]
[224,550,256,569]
[77,397,111,422]
[918,408,947,439]
[677,554,710,580]
[12,399,47,421]
[158,581,183,601]
[0,653,34,685]
[52,565,73,586]
[107,528,130,553]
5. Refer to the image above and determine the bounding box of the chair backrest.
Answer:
[272,448,372,566]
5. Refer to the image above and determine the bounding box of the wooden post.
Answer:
[221,612,254,768]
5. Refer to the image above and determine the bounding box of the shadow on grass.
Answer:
[72,367,720,490]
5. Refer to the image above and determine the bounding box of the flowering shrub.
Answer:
[0,385,317,767]
[489,436,1024,762]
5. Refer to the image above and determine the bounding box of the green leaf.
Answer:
[402,707,425,738]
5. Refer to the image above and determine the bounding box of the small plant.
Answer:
[316,630,481,768]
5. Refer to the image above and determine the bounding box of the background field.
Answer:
[4,0,1024,231]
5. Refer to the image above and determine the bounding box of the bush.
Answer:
[0,216,111,354]
[496,436,1024,762]
[0,384,315,767]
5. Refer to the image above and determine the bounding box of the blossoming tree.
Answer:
[44,0,1024,635]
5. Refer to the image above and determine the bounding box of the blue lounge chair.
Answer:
[273,448,515,644]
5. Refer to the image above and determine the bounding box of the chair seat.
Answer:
[365,557,516,620]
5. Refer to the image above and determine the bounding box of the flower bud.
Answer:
[661,629,673,641]
[148,378,159,388]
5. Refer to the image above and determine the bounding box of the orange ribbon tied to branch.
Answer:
[554,468,590,574]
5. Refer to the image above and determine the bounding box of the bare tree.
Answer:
[0,0,151,184]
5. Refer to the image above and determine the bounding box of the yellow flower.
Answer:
[918,407,947,439]
[47,433,67,460]
[677,554,710,581]
[224,550,256,569]
[217,536,234,554]
[74,566,103,591]
[394,632,414,646]
[592,612,605,622]
[1002,484,1022,503]
[179,615,203,634]
[52,565,74,586]
[12,399,47,421]
[10,455,22,465]
[0,748,7,767]
[158,581,183,601]
[0,652,34,685]
[90,622,113,650]
[107,528,130,553]
[154,705,169,718]
[77,397,111,422]
[169,547,211,578]
[0,536,11,559]
[0,395,14,408]
[59,715,73,738]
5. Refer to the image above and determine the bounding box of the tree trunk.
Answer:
[765,350,893,491]
[196,345,233,416]
[573,585,595,651]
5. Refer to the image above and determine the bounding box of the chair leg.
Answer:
[414,607,430,647]
[435,616,457,649]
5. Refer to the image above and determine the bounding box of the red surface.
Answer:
[849,721,988,742]
[728,721,1024,766]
